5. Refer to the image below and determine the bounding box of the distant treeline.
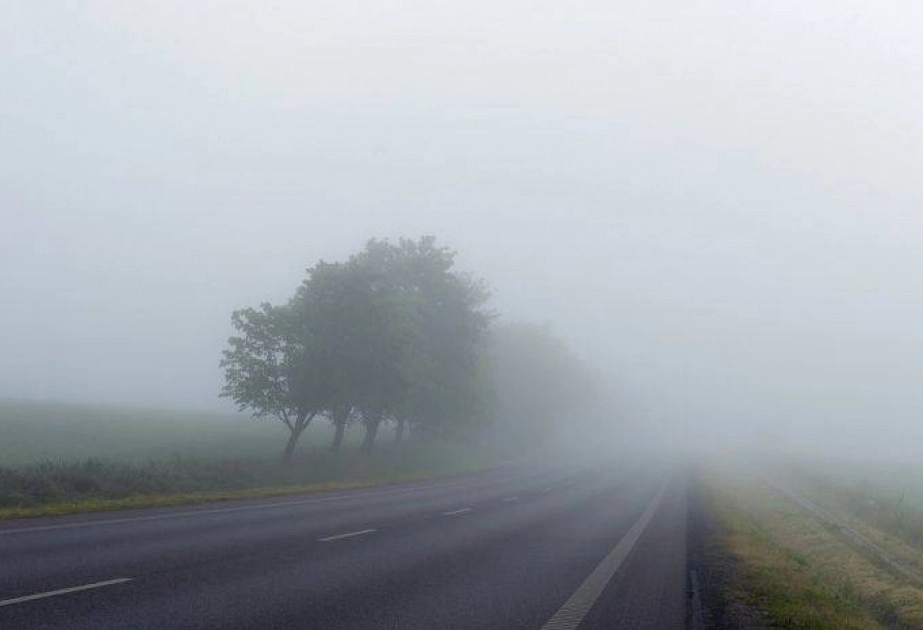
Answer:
[221,237,596,461]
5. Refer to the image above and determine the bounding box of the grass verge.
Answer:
[0,471,449,520]
[784,466,923,579]
[700,466,923,629]
[0,445,511,520]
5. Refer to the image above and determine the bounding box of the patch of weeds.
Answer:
[788,549,809,567]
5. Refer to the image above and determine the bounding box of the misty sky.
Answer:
[3,1,922,457]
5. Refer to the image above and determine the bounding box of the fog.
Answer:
[3,1,922,460]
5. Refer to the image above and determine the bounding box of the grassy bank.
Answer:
[0,399,507,519]
[0,446,506,519]
[783,462,923,569]
[699,466,923,629]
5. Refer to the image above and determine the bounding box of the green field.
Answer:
[0,398,347,465]
[0,399,500,516]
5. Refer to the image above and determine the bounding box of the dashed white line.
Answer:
[540,487,553,493]
[0,578,133,608]
[318,528,377,542]
[503,496,520,503]
[442,507,473,516]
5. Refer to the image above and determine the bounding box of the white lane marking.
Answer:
[317,528,377,542]
[541,479,669,630]
[0,480,476,536]
[442,507,473,516]
[503,496,520,503]
[541,487,553,493]
[0,578,132,608]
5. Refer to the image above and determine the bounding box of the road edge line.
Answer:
[540,478,669,630]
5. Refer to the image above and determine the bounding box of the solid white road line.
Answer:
[442,507,473,516]
[0,578,133,608]
[503,496,520,503]
[540,479,669,630]
[317,528,377,542]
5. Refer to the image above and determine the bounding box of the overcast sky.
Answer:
[3,1,922,457]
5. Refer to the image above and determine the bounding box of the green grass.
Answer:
[791,462,923,551]
[0,399,319,464]
[0,462,493,520]
[703,467,923,629]
[0,399,507,518]
[0,479,394,519]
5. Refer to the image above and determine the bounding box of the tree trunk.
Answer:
[282,426,304,462]
[329,405,350,453]
[393,417,406,445]
[281,412,314,463]
[330,420,346,453]
[361,416,381,453]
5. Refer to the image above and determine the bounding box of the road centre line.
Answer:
[318,528,377,542]
[0,578,133,608]
[541,479,669,630]
[503,496,520,502]
[540,487,553,493]
[442,507,473,516]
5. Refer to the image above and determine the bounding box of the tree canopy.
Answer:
[221,236,605,461]
[221,237,493,459]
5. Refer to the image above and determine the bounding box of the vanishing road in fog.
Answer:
[0,465,685,629]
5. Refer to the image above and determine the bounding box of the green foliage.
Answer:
[481,322,597,446]
[221,235,607,460]
[366,237,493,440]
[220,303,325,459]
[224,236,493,458]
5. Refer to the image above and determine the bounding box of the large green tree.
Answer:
[220,303,327,461]
[384,237,492,442]
[291,237,491,451]
[481,322,596,448]
[292,255,415,453]
[222,235,493,457]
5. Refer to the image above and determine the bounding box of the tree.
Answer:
[291,252,416,454]
[386,237,492,441]
[223,235,494,458]
[481,322,596,448]
[292,237,492,452]
[291,261,360,454]
[347,243,418,452]
[347,237,493,446]
[326,402,354,453]
[220,303,326,462]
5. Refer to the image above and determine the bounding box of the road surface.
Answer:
[0,462,686,629]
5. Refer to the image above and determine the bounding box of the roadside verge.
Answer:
[690,466,923,629]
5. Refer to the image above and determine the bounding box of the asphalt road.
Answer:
[0,462,687,629]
